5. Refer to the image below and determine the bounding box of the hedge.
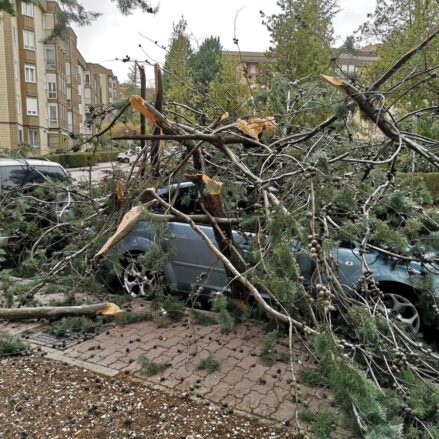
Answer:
[399,172,439,204]
[43,151,119,168]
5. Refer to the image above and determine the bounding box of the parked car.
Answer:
[0,158,68,192]
[0,158,69,251]
[117,147,141,164]
[109,182,438,333]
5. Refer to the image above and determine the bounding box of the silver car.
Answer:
[112,183,439,334]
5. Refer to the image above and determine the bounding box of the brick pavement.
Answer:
[2,299,355,437]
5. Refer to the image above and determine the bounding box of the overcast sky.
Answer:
[72,0,377,84]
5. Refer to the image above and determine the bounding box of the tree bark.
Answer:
[151,63,163,177]
[184,174,248,300]
[0,303,121,321]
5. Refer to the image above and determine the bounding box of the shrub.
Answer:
[197,353,220,373]
[46,316,103,337]
[0,334,28,357]
[138,355,169,376]
[41,151,119,168]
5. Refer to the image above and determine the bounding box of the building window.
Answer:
[18,129,23,143]
[68,111,73,132]
[46,73,57,98]
[29,129,39,147]
[23,30,35,50]
[12,27,17,46]
[48,133,59,148]
[48,103,58,127]
[26,97,38,116]
[84,72,91,86]
[14,62,18,81]
[45,44,56,69]
[24,64,36,83]
[248,64,257,75]
[67,87,72,106]
[21,2,34,17]
[17,96,21,114]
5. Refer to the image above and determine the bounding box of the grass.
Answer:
[197,353,220,374]
[0,334,28,357]
[298,408,336,439]
[46,316,103,338]
[113,311,153,325]
[191,310,217,326]
[138,355,170,376]
[259,330,289,366]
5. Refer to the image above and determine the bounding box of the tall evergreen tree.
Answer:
[190,36,223,95]
[264,0,338,80]
[163,17,194,111]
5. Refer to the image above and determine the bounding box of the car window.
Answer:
[154,185,203,216]
[0,164,67,188]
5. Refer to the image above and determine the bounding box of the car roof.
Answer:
[0,158,63,167]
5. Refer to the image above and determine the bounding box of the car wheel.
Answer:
[382,293,421,333]
[123,158,129,164]
[123,255,163,298]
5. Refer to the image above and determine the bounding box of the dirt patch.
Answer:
[0,355,293,439]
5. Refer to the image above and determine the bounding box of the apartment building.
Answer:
[0,0,119,154]
[225,47,379,83]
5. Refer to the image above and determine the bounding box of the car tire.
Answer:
[123,158,129,164]
[122,252,164,298]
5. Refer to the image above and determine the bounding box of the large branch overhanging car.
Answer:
[110,183,439,334]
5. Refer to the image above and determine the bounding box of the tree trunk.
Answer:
[184,174,248,301]
[0,303,121,321]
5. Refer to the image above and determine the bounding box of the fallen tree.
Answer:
[1,29,439,439]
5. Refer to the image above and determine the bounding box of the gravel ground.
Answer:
[0,355,292,439]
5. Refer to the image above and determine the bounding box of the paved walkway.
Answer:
[2,299,354,437]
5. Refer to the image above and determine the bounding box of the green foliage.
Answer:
[259,330,289,366]
[348,307,378,344]
[371,222,409,254]
[207,54,252,119]
[264,0,337,80]
[211,294,235,334]
[298,408,336,439]
[190,36,222,97]
[138,355,169,376]
[152,295,185,322]
[197,353,220,374]
[0,334,28,357]
[315,328,387,431]
[191,310,217,326]
[46,316,103,338]
[300,367,329,387]
[360,0,439,110]
[163,17,194,113]
[44,151,119,168]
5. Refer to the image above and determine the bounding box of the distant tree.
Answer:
[190,37,223,94]
[163,17,194,117]
[263,0,338,80]
[359,0,439,111]
[207,54,252,120]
